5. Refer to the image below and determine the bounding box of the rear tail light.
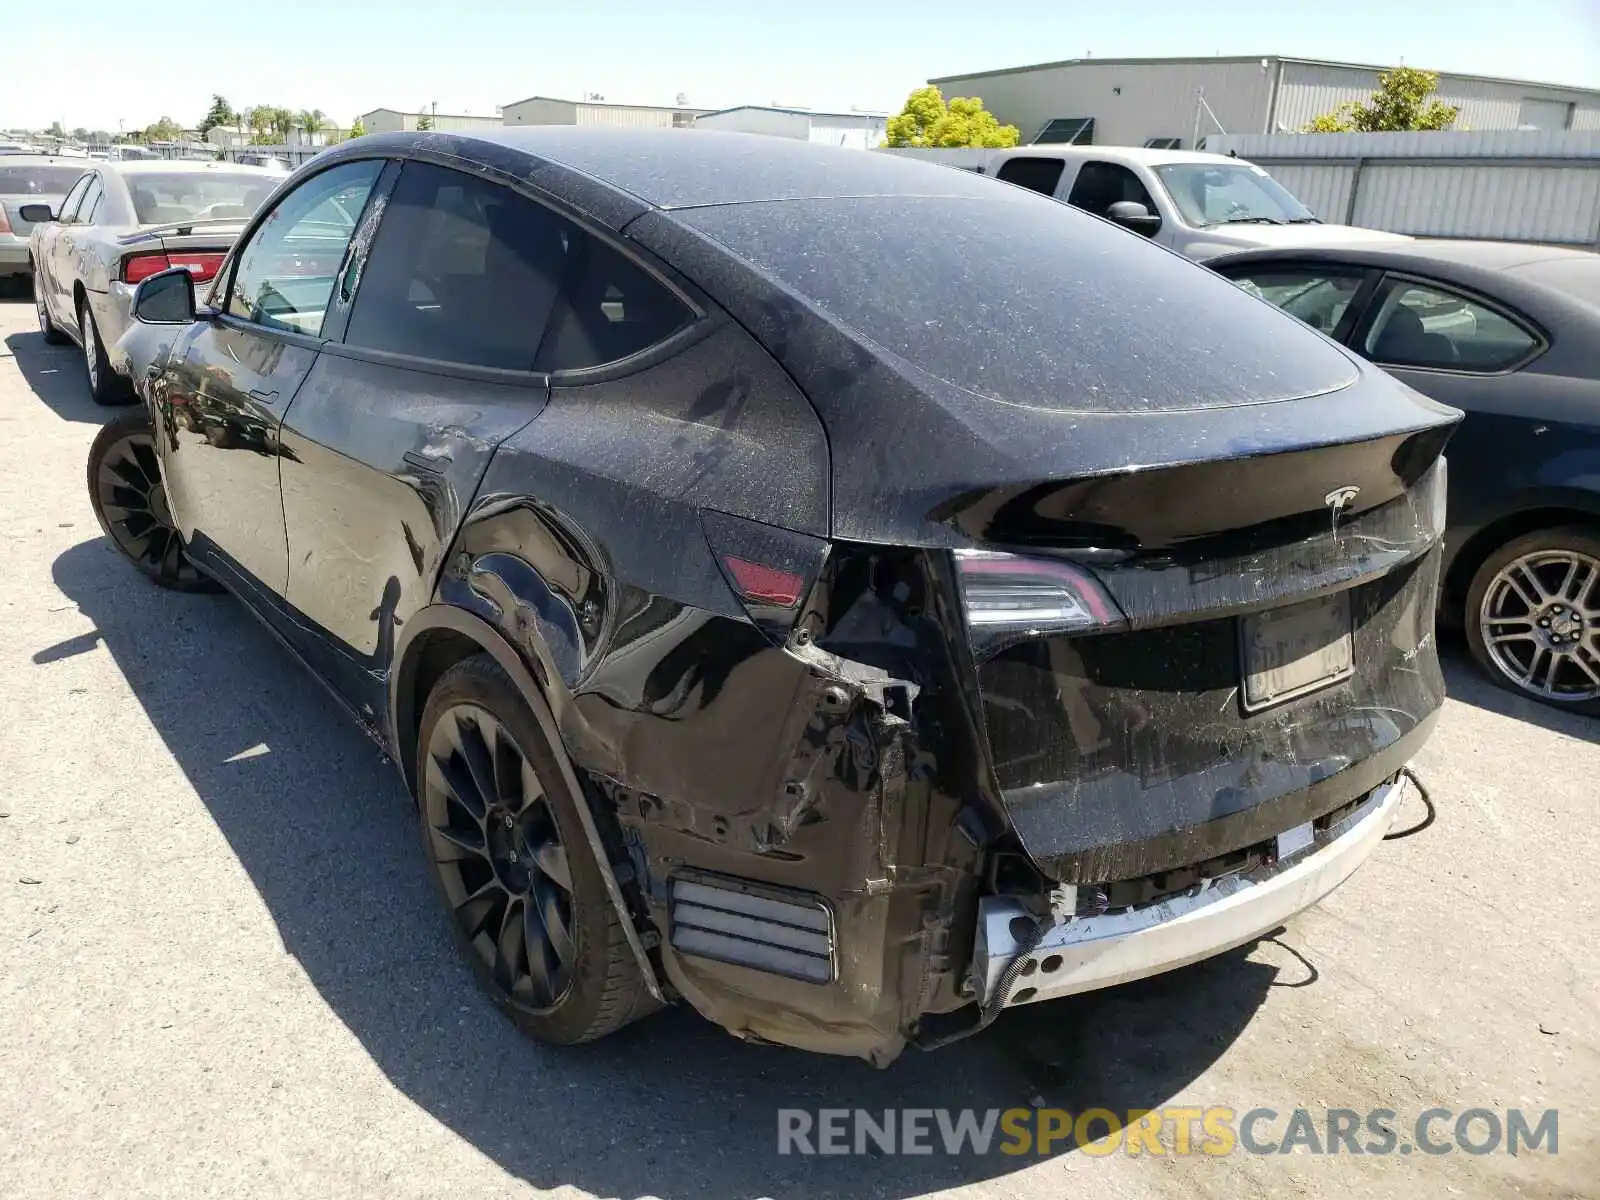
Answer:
[954,549,1126,646]
[0,207,11,235]
[121,251,225,285]
[701,509,827,643]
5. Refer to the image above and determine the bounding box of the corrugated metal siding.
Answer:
[1275,63,1600,133]
[502,99,578,126]
[1353,165,1600,242]
[928,60,1275,147]
[1206,130,1600,158]
[575,105,684,129]
[1260,163,1356,222]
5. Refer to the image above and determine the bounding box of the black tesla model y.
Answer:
[95,129,1458,1065]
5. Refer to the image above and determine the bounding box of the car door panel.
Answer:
[276,350,546,716]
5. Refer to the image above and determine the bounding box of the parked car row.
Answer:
[21,158,286,400]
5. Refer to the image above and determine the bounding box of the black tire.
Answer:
[1464,525,1600,716]
[34,270,68,345]
[87,411,221,592]
[78,295,134,405]
[417,655,657,1044]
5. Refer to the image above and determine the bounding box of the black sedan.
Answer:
[96,129,1455,1064]
[1209,241,1600,715]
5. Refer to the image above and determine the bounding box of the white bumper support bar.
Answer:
[973,777,1408,1007]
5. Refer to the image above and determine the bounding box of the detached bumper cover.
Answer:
[973,776,1406,1006]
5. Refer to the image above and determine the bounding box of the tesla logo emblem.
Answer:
[1324,485,1361,513]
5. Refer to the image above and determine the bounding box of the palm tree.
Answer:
[298,109,325,138]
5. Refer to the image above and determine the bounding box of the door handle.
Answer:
[247,389,279,404]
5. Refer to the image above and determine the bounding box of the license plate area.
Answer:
[1240,592,1354,712]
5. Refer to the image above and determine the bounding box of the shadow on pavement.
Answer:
[1439,642,1598,744]
[47,536,1280,1199]
[4,323,106,426]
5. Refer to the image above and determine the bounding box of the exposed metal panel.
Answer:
[1352,164,1600,242]
[1260,163,1356,222]
[502,98,578,126]
[1205,129,1600,158]
[924,59,1275,148]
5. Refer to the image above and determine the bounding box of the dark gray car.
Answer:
[1210,240,1600,714]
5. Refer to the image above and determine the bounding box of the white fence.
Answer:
[1202,131,1600,248]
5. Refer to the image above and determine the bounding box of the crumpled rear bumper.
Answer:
[972,775,1407,1007]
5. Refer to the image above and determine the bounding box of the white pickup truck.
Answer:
[893,144,1408,260]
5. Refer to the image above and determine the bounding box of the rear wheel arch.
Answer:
[391,603,667,1003]
[1445,505,1600,618]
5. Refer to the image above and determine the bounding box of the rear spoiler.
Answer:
[120,218,249,243]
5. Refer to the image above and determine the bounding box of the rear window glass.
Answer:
[0,166,85,193]
[127,172,279,225]
[678,193,1358,412]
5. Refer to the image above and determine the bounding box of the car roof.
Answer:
[988,145,1248,167]
[0,154,86,167]
[363,127,1004,211]
[1210,238,1592,273]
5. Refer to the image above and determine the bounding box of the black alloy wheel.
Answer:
[86,411,220,592]
[417,656,656,1044]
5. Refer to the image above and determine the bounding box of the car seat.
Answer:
[1372,304,1460,366]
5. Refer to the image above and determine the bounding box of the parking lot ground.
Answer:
[1,297,1597,1200]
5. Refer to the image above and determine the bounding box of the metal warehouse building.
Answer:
[695,105,889,149]
[501,96,709,130]
[929,56,1600,149]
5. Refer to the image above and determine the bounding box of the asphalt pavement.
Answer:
[1,298,1595,1199]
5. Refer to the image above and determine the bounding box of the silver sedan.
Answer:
[27,159,286,403]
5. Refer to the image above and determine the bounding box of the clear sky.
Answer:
[2,0,1595,133]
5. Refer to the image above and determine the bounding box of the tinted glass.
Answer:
[1066,162,1158,216]
[226,159,381,335]
[1364,281,1539,372]
[345,161,692,372]
[128,171,281,224]
[1229,268,1366,336]
[0,166,86,193]
[55,174,92,222]
[679,193,1359,413]
[77,176,103,224]
[1154,163,1315,226]
[995,157,1065,197]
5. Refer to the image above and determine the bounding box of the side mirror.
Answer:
[18,203,54,223]
[1105,200,1162,236]
[132,267,198,325]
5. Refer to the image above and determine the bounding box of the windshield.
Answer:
[128,172,279,225]
[1154,163,1317,227]
[0,165,86,194]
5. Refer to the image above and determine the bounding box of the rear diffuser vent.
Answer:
[668,872,834,984]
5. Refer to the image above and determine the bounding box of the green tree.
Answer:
[270,107,294,140]
[246,106,277,144]
[885,86,1019,148]
[71,127,89,141]
[416,110,434,132]
[347,117,366,139]
[198,95,235,138]
[46,121,64,139]
[297,108,325,138]
[1304,67,1459,132]
[145,115,183,142]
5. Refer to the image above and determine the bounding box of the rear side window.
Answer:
[1227,266,1367,336]
[344,160,692,372]
[55,173,92,222]
[995,157,1065,197]
[77,175,104,224]
[1364,281,1539,372]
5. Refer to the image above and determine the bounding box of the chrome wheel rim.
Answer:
[423,704,577,1009]
[94,428,204,584]
[1480,549,1600,702]
[82,309,98,388]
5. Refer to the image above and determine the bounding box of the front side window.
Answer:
[1363,280,1539,372]
[55,173,92,223]
[344,160,692,372]
[1066,162,1158,217]
[1154,163,1316,228]
[1228,267,1366,336]
[77,175,104,225]
[225,159,383,335]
